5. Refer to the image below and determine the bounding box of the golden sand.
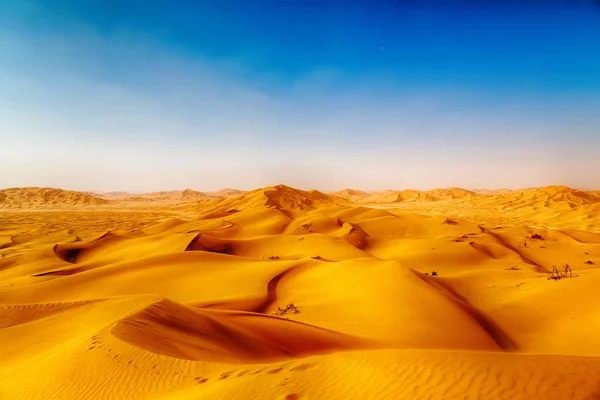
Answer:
[1,185,600,399]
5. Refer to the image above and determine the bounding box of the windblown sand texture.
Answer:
[2,184,600,400]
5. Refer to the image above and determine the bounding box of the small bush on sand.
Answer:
[274,303,300,316]
[548,264,573,281]
[584,260,594,265]
[505,265,521,271]
[444,218,458,225]
[528,233,544,240]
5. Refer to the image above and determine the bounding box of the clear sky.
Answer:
[1,0,599,192]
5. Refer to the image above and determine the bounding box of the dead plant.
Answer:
[527,233,544,240]
[273,303,300,316]
[547,264,573,280]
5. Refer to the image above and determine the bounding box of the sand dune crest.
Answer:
[2,184,600,399]
[112,299,378,363]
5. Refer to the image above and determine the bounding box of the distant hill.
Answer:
[334,187,479,204]
[206,188,246,198]
[93,189,246,201]
[329,189,371,202]
[125,189,211,201]
[466,185,600,210]
[422,188,478,201]
[92,191,132,200]
[472,189,514,196]
[202,184,344,213]
[92,189,214,202]
[0,187,108,208]
[4,185,598,210]
[587,190,600,198]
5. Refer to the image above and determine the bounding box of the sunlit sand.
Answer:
[2,185,600,399]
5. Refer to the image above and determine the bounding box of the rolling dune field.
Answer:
[2,185,600,400]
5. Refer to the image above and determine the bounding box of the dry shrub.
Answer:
[274,303,300,316]
[528,233,544,240]
[548,264,573,281]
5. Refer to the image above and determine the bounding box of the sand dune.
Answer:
[472,185,600,209]
[133,189,212,201]
[91,191,133,200]
[336,186,600,207]
[113,299,378,363]
[0,187,108,208]
[196,184,347,214]
[421,187,478,201]
[473,188,514,195]
[92,189,246,202]
[206,188,247,198]
[329,188,371,202]
[333,187,479,204]
[2,184,600,399]
[112,189,214,202]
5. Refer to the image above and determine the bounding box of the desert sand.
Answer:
[1,184,600,400]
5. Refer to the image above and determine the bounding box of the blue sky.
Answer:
[1,0,599,192]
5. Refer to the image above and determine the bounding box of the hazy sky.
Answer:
[1,0,599,192]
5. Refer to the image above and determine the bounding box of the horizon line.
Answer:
[1,183,597,194]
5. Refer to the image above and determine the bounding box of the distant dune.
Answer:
[120,189,213,201]
[2,183,600,399]
[329,189,371,203]
[466,185,600,211]
[2,185,600,214]
[0,187,108,208]
[473,188,514,195]
[424,187,478,200]
[206,188,247,198]
[199,184,345,214]
[92,189,247,202]
[332,187,479,204]
[91,191,132,200]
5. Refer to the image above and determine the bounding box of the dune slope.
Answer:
[2,185,600,399]
[0,187,109,208]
